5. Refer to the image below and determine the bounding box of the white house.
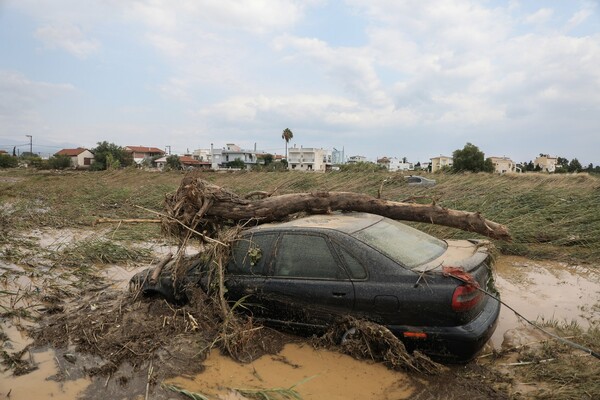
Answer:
[287,145,332,172]
[377,157,414,172]
[55,148,95,169]
[124,146,165,165]
[347,155,368,164]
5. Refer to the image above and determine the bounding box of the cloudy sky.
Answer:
[1,0,599,164]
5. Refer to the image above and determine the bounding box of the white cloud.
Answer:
[34,24,100,58]
[523,8,554,25]
[0,70,75,136]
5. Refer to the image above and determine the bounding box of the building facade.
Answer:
[489,156,516,174]
[287,146,331,172]
[430,156,453,172]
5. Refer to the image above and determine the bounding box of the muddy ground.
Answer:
[1,226,599,400]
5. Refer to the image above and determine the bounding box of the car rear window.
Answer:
[352,219,447,268]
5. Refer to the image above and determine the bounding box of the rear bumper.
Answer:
[388,296,501,363]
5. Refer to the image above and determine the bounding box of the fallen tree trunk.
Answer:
[163,177,511,241]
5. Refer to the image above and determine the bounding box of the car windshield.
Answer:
[352,218,447,268]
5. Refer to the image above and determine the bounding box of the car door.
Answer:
[225,232,277,318]
[262,232,355,327]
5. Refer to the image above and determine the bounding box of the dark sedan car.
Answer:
[133,212,500,362]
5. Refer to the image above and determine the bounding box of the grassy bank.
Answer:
[1,168,599,263]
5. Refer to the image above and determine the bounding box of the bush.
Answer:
[339,162,386,173]
[0,154,18,168]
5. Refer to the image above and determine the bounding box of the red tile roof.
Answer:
[125,146,165,154]
[179,156,205,165]
[55,148,89,156]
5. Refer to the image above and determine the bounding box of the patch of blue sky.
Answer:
[295,0,368,47]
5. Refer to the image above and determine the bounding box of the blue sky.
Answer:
[1,0,599,165]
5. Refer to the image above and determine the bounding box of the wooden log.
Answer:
[164,178,511,241]
[149,253,173,285]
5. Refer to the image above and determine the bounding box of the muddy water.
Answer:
[0,322,91,399]
[491,256,600,347]
[166,343,415,400]
[2,255,600,399]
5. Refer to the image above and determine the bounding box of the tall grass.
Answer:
[1,169,599,263]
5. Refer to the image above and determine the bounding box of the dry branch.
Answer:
[163,177,511,241]
[149,253,173,285]
[93,218,161,225]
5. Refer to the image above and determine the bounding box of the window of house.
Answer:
[84,158,91,166]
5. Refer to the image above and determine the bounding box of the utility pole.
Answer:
[25,135,32,154]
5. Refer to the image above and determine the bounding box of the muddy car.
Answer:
[406,175,436,187]
[132,212,500,362]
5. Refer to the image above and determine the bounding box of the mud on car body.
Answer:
[131,212,500,362]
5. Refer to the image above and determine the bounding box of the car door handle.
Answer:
[332,292,346,297]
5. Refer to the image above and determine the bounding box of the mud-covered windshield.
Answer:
[352,218,447,268]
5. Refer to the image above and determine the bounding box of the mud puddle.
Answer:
[0,322,90,399]
[491,256,600,348]
[166,343,416,400]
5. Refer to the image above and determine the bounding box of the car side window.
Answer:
[229,234,275,276]
[337,247,367,280]
[407,177,421,183]
[274,234,345,280]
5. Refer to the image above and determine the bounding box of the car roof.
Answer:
[248,212,384,234]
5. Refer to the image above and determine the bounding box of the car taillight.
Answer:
[452,284,483,312]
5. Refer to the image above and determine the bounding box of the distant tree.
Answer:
[556,157,569,169]
[415,161,421,169]
[226,158,246,169]
[0,154,18,168]
[402,156,408,163]
[92,141,133,170]
[165,155,181,170]
[568,158,582,173]
[281,128,293,160]
[452,143,489,173]
[483,157,495,173]
[262,154,274,165]
[585,163,594,172]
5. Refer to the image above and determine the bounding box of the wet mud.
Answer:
[2,247,599,399]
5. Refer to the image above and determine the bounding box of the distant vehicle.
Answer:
[406,175,436,186]
[132,212,499,362]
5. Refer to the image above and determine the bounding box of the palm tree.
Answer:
[281,128,293,160]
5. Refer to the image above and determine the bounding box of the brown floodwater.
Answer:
[0,322,90,399]
[2,255,599,399]
[165,343,416,400]
[491,256,600,347]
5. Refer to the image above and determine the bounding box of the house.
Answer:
[347,155,368,164]
[209,143,260,169]
[124,146,165,165]
[192,148,212,163]
[180,156,210,170]
[489,156,516,174]
[430,155,453,172]
[55,148,95,169]
[534,154,558,173]
[287,145,332,172]
[377,157,414,172]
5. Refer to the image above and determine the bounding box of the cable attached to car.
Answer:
[447,273,600,360]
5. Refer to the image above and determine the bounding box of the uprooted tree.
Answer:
[162,175,511,242]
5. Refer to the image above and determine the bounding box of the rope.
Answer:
[449,274,600,360]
